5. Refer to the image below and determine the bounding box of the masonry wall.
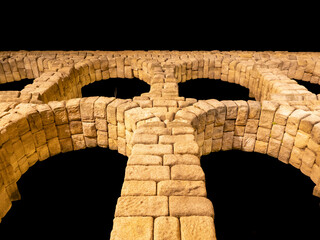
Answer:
[1,50,320,237]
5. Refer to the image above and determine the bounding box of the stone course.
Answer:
[1,50,320,239]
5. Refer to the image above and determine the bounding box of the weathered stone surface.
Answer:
[154,217,181,240]
[132,144,172,155]
[171,165,205,181]
[110,217,153,240]
[180,216,216,240]
[121,181,157,196]
[127,154,162,165]
[115,196,168,216]
[169,196,214,217]
[158,180,206,196]
[125,165,170,181]
[163,154,200,165]
[174,141,199,155]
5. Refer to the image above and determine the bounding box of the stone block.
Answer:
[163,154,200,166]
[259,101,279,129]
[36,104,55,125]
[212,138,222,152]
[285,109,310,136]
[254,140,268,154]
[194,100,216,124]
[245,119,259,134]
[97,130,108,148]
[37,144,50,161]
[121,181,157,196]
[71,134,86,150]
[115,196,168,217]
[267,138,281,158]
[294,130,310,148]
[274,105,295,125]
[48,101,68,125]
[180,216,216,240]
[310,164,320,184]
[59,138,73,153]
[125,165,170,181]
[174,141,199,155]
[311,122,320,144]
[159,134,195,144]
[256,127,270,142]
[212,126,223,139]
[299,114,320,134]
[301,148,316,176]
[154,217,181,240]
[242,133,256,152]
[270,124,285,141]
[278,145,292,164]
[110,217,153,240]
[289,146,303,169]
[222,131,234,151]
[20,131,35,157]
[224,120,235,132]
[80,97,99,121]
[127,154,162,165]
[171,165,205,181]
[235,100,248,125]
[95,118,107,131]
[56,124,71,139]
[221,100,238,119]
[131,133,158,145]
[206,99,226,126]
[93,97,115,119]
[108,124,117,139]
[248,100,261,119]
[169,196,214,217]
[132,144,172,155]
[82,122,97,137]
[157,180,206,196]
[66,98,81,121]
[47,137,61,156]
[69,121,83,134]
[107,99,129,125]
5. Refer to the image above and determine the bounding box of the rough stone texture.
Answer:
[1,50,320,239]
[180,216,216,240]
[154,217,181,240]
[110,217,153,240]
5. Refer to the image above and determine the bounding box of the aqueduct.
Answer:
[0,50,320,239]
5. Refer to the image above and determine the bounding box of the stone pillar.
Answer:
[110,120,217,240]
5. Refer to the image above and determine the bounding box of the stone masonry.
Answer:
[1,50,320,239]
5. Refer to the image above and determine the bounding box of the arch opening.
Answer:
[0,78,33,91]
[293,79,320,95]
[0,147,127,239]
[178,78,255,101]
[201,150,320,240]
[81,78,150,99]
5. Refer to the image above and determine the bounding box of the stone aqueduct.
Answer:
[1,50,320,239]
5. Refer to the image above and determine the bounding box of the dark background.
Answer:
[0,3,318,52]
[1,3,320,240]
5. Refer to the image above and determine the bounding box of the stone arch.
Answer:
[0,96,161,222]
[0,146,128,239]
[175,98,320,197]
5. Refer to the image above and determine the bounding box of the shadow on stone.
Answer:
[0,147,127,240]
[179,79,255,101]
[201,150,320,240]
[81,78,150,99]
